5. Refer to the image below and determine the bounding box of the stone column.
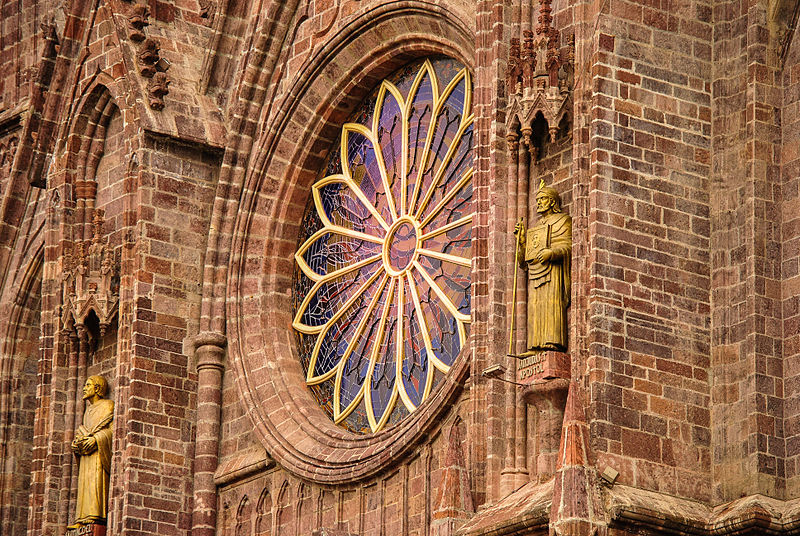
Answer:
[191,332,226,536]
[59,330,81,530]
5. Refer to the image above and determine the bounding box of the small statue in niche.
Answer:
[515,181,572,354]
[69,375,114,529]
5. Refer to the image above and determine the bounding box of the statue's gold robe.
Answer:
[74,398,114,525]
[524,211,571,351]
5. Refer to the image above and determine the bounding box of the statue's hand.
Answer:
[70,438,82,454]
[80,435,98,454]
[514,221,525,259]
[537,248,553,263]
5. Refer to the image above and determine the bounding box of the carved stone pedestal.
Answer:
[518,351,570,482]
[66,524,106,536]
[515,350,570,385]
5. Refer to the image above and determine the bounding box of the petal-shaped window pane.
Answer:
[300,231,382,279]
[293,57,473,434]
[317,179,386,238]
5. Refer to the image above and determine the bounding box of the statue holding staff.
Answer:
[69,375,114,528]
[514,182,571,354]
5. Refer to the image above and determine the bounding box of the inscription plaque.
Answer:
[65,524,106,536]
[515,350,571,385]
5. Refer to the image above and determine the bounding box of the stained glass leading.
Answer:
[293,57,473,434]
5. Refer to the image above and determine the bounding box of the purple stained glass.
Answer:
[293,56,473,434]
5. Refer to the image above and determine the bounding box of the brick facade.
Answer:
[0,0,799,535]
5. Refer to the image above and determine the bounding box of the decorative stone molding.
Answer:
[137,38,160,77]
[506,0,573,154]
[147,72,170,110]
[199,0,216,22]
[126,4,149,42]
[60,210,118,335]
[191,331,227,536]
[226,11,475,484]
[608,486,800,534]
[0,136,18,183]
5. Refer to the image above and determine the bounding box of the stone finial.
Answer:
[549,382,605,535]
[506,38,522,95]
[61,210,118,336]
[522,30,536,90]
[199,0,216,19]
[506,0,574,159]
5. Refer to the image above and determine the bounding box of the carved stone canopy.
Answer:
[506,0,574,151]
[60,210,118,337]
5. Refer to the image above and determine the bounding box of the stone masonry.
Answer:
[0,0,798,535]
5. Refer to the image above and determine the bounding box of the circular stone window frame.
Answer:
[227,4,475,484]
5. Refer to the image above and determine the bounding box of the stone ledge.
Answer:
[456,479,552,536]
[608,484,800,534]
[214,445,274,487]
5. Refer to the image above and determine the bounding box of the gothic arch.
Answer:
[297,483,313,534]
[236,494,253,536]
[0,247,43,535]
[276,480,293,536]
[60,79,126,241]
[255,487,273,536]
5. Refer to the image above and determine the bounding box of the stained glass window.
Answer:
[293,57,473,434]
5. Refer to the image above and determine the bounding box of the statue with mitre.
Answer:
[69,375,114,530]
[514,181,572,354]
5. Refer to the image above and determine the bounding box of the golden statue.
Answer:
[70,375,114,527]
[515,183,571,354]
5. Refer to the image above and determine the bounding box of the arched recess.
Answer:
[42,77,125,530]
[275,480,293,536]
[236,494,253,536]
[62,78,125,245]
[0,248,43,536]
[225,2,475,484]
[297,483,313,534]
[59,78,123,376]
[255,488,273,536]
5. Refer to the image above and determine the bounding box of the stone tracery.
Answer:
[293,57,474,434]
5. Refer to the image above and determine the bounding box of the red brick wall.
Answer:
[3,0,800,535]
[0,0,48,111]
[783,20,800,499]
[710,0,786,502]
[110,135,219,533]
[586,0,713,502]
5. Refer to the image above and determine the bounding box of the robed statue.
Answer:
[70,375,114,527]
[515,183,572,354]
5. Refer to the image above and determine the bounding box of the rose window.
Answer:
[293,57,473,434]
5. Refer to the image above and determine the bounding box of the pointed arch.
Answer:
[236,494,253,536]
[0,246,43,534]
[62,80,124,242]
[297,482,313,535]
[276,480,294,536]
[256,487,273,536]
